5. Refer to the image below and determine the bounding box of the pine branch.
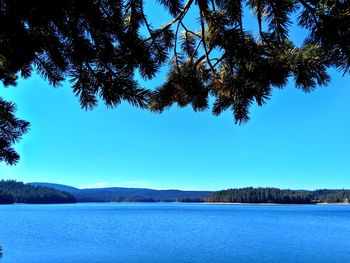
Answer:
[298,0,320,26]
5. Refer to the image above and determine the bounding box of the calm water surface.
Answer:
[0,203,349,263]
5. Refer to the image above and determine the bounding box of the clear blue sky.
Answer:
[1,3,350,190]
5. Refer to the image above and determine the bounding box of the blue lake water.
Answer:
[0,203,350,263]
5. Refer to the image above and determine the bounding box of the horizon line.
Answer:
[14,180,350,192]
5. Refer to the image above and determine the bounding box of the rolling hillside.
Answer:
[29,183,212,202]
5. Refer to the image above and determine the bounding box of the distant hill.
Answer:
[29,182,79,193]
[28,183,212,202]
[0,180,76,204]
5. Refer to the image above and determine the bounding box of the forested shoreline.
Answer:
[0,180,76,204]
[206,187,350,204]
[1,181,350,205]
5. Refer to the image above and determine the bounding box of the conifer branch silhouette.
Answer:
[1,0,349,164]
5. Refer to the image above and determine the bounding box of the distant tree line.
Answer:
[74,194,207,203]
[0,180,76,204]
[313,190,350,203]
[68,187,211,202]
[206,187,350,204]
[76,196,158,203]
[2,182,349,204]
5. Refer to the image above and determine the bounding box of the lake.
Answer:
[0,203,350,263]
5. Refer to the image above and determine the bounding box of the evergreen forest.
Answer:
[0,180,77,204]
[206,187,350,204]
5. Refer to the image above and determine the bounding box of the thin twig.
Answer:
[257,1,263,38]
[140,2,164,57]
[199,13,216,75]
[144,0,194,42]
[174,18,182,70]
[190,40,202,61]
[180,21,201,38]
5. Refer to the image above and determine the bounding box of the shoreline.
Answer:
[203,202,350,205]
[1,201,350,206]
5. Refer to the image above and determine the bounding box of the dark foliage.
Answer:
[206,187,313,204]
[175,197,204,202]
[313,189,350,203]
[0,180,77,204]
[1,0,350,164]
[0,189,14,204]
[206,187,350,204]
[0,98,29,165]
